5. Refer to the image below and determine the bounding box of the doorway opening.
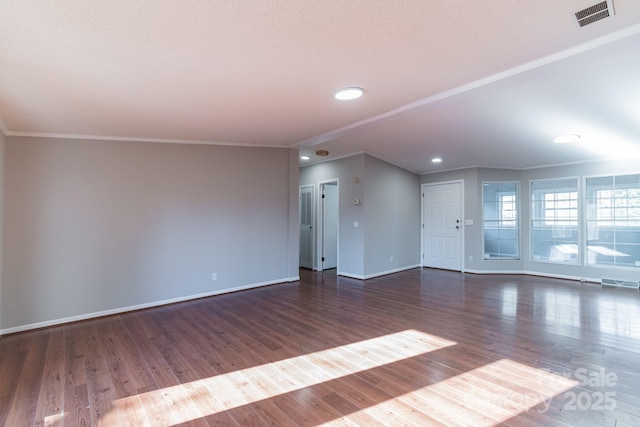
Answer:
[299,185,314,270]
[319,181,339,271]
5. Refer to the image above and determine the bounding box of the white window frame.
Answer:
[482,182,520,260]
[584,173,640,269]
[530,177,580,265]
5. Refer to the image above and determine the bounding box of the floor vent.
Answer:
[575,1,615,27]
[601,278,640,290]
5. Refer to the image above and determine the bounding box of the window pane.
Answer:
[483,182,519,259]
[531,178,579,264]
[586,174,640,268]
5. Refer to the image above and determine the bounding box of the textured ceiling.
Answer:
[1,1,639,173]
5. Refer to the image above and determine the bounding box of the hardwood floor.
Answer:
[1,268,640,426]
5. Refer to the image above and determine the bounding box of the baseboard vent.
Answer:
[574,1,615,28]
[601,278,639,290]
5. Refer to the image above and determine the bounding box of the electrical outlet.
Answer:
[212,273,217,281]
[390,255,394,262]
[468,256,473,262]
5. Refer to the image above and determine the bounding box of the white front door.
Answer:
[299,185,314,269]
[422,182,463,271]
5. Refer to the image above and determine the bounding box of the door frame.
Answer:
[299,184,315,269]
[317,179,339,272]
[421,180,465,272]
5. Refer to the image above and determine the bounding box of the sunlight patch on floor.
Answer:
[326,358,579,426]
[111,329,456,425]
[44,413,65,426]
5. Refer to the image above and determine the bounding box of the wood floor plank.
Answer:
[3,333,49,426]
[33,328,66,426]
[0,344,28,425]
[1,268,640,426]
[63,384,92,427]
[62,323,91,427]
[83,323,124,426]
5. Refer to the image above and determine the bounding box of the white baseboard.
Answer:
[337,271,365,279]
[521,270,599,283]
[339,264,420,280]
[463,268,525,275]
[341,266,606,284]
[0,276,299,336]
[463,268,600,283]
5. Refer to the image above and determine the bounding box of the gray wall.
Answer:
[286,149,300,280]
[1,137,299,332]
[422,159,640,282]
[299,154,365,276]
[364,155,420,276]
[300,154,420,278]
[0,130,4,331]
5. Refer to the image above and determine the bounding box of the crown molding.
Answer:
[5,131,287,149]
[293,23,640,150]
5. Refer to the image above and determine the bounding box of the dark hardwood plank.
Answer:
[83,323,123,426]
[34,328,66,425]
[1,268,640,426]
[62,323,91,427]
[0,338,28,426]
[3,333,49,426]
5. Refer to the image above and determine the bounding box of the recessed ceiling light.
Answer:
[335,87,364,100]
[300,155,310,161]
[432,157,442,163]
[553,134,581,143]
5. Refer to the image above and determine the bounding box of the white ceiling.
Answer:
[1,1,639,174]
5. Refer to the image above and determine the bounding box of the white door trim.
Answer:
[317,179,339,272]
[299,184,315,269]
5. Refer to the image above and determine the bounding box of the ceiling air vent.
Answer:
[574,1,615,27]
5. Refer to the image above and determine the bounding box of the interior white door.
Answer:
[422,182,462,271]
[322,183,338,270]
[299,185,314,269]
